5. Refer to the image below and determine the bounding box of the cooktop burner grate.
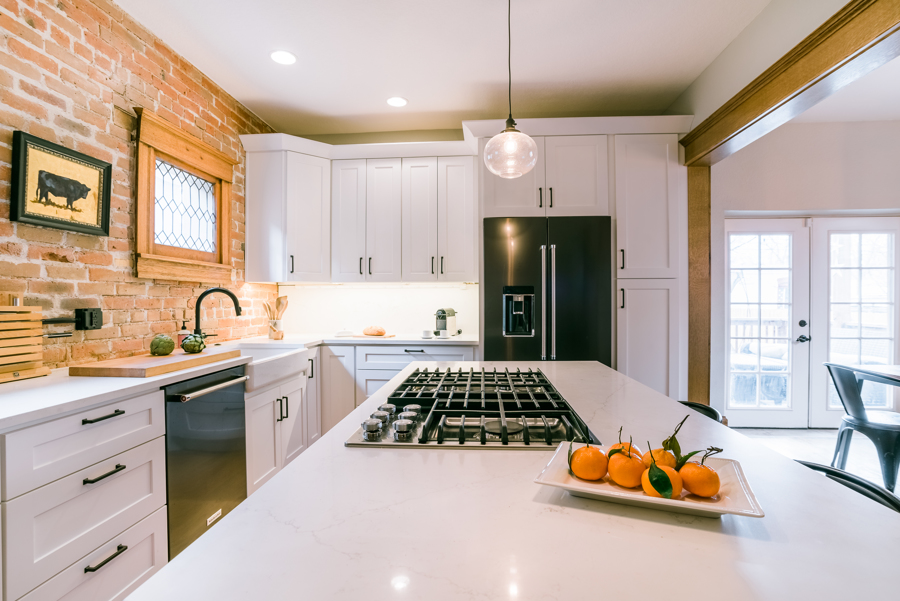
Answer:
[367,367,600,447]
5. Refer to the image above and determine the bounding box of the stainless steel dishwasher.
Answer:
[164,366,248,559]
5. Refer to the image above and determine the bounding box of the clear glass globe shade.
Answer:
[483,129,538,179]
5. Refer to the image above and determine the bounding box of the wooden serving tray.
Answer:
[69,347,242,378]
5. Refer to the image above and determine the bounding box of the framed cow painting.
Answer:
[10,131,111,236]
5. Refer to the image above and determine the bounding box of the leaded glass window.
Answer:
[154,159,217,254]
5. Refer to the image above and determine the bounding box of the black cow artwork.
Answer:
[11,132,111,236]
[35,170,92,211]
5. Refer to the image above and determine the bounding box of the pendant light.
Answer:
[483,0,537,179]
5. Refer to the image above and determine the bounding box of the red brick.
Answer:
[117,282,146,295]
[28,279,75,294]
[0,14,45,48]
[28,121,58,143]
[83,325,119,340]
[77,282,116,295]
[102,296,134,310]
[75,250,111,265]
[53,114,91,137]
[0,260,41,277]
[45,77,88,108]
[112,338,144,353]
[107,239,131,252]
[89,268,127,281]
[151,321,176,334]
[7,38,58,75]
[1,89,49,120]
[71,341,111,360]
[27,245,75,262]
[67,233,104,250]
[0,242,23,256]
[120,322,150,337]
[19,80,67,110]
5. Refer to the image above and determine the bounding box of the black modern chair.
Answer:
[678,401,723,423]
[796,460,900,513]
[825,363,900,492]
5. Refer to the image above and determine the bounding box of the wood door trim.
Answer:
[680,0,900,166]
[687,166,711,405]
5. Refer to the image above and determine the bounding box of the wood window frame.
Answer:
[134,108,236,282]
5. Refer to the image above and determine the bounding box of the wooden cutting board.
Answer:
[69,347,242,378]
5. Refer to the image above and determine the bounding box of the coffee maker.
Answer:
[435,308,459,336]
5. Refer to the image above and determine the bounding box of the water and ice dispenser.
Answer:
[502,286,535,337]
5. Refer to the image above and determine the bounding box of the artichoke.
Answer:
[180,333,207,354]
[150,334,175,356]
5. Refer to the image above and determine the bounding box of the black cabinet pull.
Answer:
[404,349,425,353]
[431,256,435,274]
[84,544,128,573]
[277,397,283,422]
[368,257,372,275]
[83,464,126,485]
[549,187,553,208]
[359,257,363,275]
[620,249,625,269]
[620,288,625,309]
[538,187,543,208]
[309,358,314,379]
[284,395,289,419]
[290,255,294,274]
[82,409,124,425]
[440,256,444,274]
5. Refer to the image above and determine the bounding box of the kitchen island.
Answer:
[126,361,899,600]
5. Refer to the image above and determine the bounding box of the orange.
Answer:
[608,442,642,458]
[642,448,677,469]
[607,451,645,488]
[680,462,720,497]
[641,466,683,498]
[570,445,608,481]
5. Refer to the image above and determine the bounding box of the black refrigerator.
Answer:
[484,216,611,364]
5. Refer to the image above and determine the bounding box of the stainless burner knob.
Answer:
[392,418,415,442]
[397,411,418,422]
[403,404,422,416]
[361,418,383,441]
[378,403,397,416]
[371,410,390,425]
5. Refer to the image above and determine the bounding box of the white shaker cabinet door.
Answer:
[437,156,477,281]
[280,376,308,467]
[305,347,322,448]
[285,152,331,282]
[615,135,682,279]
[331,159,367,282]
[366,158,402,281]
[544,135,608,217]
[320,346,357,435]
[245,387,282,495]
[616,279,681,399]
[401,157,438,281]
[245,151,287,282]
[481,136,546,218]
[355,369,401,403]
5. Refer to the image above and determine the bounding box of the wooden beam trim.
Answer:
[687,166,711,405]
[682,0,900,165]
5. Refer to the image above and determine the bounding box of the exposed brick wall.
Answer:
[0,0,278,368]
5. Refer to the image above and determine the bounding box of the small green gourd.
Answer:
[180,333,207,354]
[150,334,175,356]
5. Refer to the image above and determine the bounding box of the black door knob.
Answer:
[799,320,808,327]
[796,335,811,343]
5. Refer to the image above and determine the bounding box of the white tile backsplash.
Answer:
[276,282,479,337]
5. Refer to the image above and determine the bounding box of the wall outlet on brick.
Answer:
[74,308,103,330]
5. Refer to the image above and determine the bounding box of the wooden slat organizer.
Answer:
[0,305,50,385]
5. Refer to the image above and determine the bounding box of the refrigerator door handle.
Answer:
[541,244,547,360]
[551,244,556,360]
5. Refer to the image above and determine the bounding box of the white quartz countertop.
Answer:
[127,361,900,600]
[281,332,481,346]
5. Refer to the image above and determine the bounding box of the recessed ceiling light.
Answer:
[270,51,296,65]
[386,97,408,107]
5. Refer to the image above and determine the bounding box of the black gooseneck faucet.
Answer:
[194,287,242,336]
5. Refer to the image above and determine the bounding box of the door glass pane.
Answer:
[827,232,894,409]
[727,233,793,410]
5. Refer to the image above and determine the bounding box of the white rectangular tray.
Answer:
[534,442,765,518]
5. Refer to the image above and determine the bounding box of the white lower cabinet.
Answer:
[616,279,681,399]
[3,437,166,601]
[245,374,308,496]
[353,345,476,403]
[355,369,401,403]
[320,346,357,434]
[19,507,168,601]
[305,347,322,448]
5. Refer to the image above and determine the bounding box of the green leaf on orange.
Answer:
[607,447,625,459]
[675,450,703,470]
[648,462,673,499]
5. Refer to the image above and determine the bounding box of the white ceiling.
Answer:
[793,55,900,123]
[117,0,772,136]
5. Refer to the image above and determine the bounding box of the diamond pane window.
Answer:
[154,159,217,254]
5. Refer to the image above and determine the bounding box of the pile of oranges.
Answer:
[568,416,723,500]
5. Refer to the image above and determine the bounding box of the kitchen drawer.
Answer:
[19,507,167,601]
[2,391,165,501]
[355,369,401,404]
[3,437,166,601]
[355,345,474,371]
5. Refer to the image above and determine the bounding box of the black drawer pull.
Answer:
[82,409,124,425]
[404,349,425,353]
[84,544,128,573]
[309,358,314,379]
[277,398,283,422]
[284,395,289,419]
[83,464,126,485]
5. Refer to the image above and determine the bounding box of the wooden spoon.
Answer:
[264,302,274,320]
[275,296,288,319]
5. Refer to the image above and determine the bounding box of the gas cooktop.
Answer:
[345,367,599,449]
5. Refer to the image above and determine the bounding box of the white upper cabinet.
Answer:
[366,159,403,281]
[285,152,330,281]
[437,156,477,281]
[482,136,546,217]
[245,150,330,282]
[615,134,682,278]
[544,135,608,216]
[331,159,367,282]
[401,157,439,281]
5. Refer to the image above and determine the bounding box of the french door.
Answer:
[724,217,900,428]
[724,220,810,427]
